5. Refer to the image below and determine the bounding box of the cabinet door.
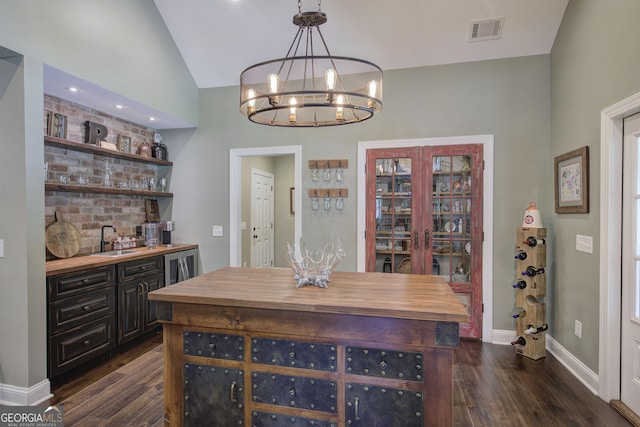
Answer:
[424,145,483,338]
[117,281,142,344]
[143,273,164,330]
[345,383,423,427]
[366,148,422,273]
[183,363,244,426]
[365,144,483,338]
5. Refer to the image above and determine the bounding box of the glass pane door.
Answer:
[371,156,414,273]
[431,154,472,282]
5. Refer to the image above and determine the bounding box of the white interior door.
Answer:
[250,168,274,268]
[621,112,640,415]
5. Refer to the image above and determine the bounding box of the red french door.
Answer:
[366,145,483,338]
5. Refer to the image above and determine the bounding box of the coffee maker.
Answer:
[161,220,175,245]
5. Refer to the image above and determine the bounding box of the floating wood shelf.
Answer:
[44,135,173,166]
[45,183,172,198]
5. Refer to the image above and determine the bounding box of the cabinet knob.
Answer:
[82,278,89,284]
[379,360,388,370]
[83,340,90,346]
[83,305,90,311]
[288,350,296,360]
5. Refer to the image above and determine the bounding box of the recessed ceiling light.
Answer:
[148,117,157,121]
[114,104,125,109]
[65,86,79,93]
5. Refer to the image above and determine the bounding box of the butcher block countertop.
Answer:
[148,266,469,323]
[46,243,198,276]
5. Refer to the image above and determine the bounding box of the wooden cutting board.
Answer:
[46,211,81,258]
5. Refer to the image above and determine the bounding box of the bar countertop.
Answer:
[148,266,469,323]
[46,243,198,276]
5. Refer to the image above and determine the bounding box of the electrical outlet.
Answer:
[574,319,582,339]
[212,226,223,237]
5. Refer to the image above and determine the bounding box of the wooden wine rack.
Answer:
[514,227,547,360]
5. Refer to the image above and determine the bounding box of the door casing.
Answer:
[230,146,302,267]
[599,92,640,401]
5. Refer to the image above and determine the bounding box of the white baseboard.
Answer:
[0,379,52,406]
[491,329,517,345]
[545,335,599,395]
[491,329,599,395]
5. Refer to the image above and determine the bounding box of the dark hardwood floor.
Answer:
[48,335,633,426]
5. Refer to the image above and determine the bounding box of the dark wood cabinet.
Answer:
[47,266,116,378]
[47,255,165,377]
[117,256,164,345]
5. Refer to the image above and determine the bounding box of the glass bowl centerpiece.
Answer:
[282,239,345,288]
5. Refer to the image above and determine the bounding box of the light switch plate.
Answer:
[576,234,593,254]
[212,226,223,237]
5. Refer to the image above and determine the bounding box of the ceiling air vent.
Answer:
[468,17,505,42]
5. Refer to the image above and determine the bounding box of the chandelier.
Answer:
[239,1,383,127]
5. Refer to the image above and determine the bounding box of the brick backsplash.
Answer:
[44,95,164,257]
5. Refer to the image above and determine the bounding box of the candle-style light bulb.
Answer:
[325,69,336,90]
[325,69,336,101]
[268,73,280,105]
[246,88,256,114]
[336,94,344,121]
[289,97,297,123]
[367,80,377,109]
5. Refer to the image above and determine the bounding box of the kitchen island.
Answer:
[149,267,469,427]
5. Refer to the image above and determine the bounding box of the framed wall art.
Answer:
[554,146,589,213]
[117,135,131,153]
[46,111,67,139]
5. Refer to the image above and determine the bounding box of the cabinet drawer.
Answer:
[49,316,115,378]
[49,288,115,335]
[251,337,337,372]
[48,265,115,301]
[252,411,336,427]
[251,372,338,413]
[346,346,424,382]
[118,256,163,282]
[183,331,244,361]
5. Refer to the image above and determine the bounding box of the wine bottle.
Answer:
[512,280,527,289]
[524,324,549,335]
[522,266,545,277]
[514,250,527,260]
[511,308,526,319]
[523,236,546,247]
[510,336,526,346]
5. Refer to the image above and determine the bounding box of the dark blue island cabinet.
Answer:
[149,267,468,427]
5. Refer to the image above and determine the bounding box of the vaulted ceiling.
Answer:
[154,0,569,88]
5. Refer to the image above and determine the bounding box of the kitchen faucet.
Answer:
[100,225,116,252]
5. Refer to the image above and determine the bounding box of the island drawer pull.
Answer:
[230,381,237,403]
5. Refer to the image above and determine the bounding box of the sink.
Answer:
[89,250,138,257]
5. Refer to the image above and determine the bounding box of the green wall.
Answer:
[550,0,640,372]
